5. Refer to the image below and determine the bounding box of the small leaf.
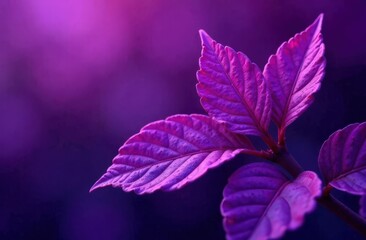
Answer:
[318,122,366,195]
[263,14,325,134]
[360,195,366,218]
[221,162,321,240]
[91,114,254,194]
[196,30,271,137]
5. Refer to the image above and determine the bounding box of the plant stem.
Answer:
[242,149,272,160]
[273,147,366,237]
[273,147,303,178]
[278,128,286,147]
[262,132,279,154]
[317,194,366,237]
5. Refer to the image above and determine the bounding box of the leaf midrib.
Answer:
[249,181,289,239]
[115,146,240,175]
[204,43,265,135]
[331,164,366,184]
[279,29,319,130]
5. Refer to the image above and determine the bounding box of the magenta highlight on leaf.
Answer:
[92,13,366,239]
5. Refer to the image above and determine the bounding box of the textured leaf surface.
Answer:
[263,14,325,131]
[221,162,321,240]
[91,114,254,194]
[197,30,271,137]
[360,195,366,218]
[318,122,366,195]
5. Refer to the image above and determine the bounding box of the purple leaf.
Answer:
[196,30,271,137]
[318,122,366,195]
[360,195,366,218]
[221,162,321,240]
[263,14,325,135]
[90,114,254,194]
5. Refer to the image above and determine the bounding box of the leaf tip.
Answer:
[89,174,110,193]
[89,183,100,193]
[312,13,324,33]
[198,29,213,46]
[317,13,324,24]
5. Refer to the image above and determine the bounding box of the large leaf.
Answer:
[263,14,325,134]
[221,162,321,240]
[318,122,366,195]
[360,195,366,218]
[90,114,254,194]
[196,30,271,137]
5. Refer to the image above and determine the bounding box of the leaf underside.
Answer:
[318,122,366,195]
[91,114,254,194]
[197,30,271,137]
[263,14,325,132]
[221,162,321,240]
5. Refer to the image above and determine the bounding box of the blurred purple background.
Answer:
[1,0,366,239]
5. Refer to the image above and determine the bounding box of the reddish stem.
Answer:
[278,128,286,147]
[322,184,333,197]
[242,149,273,160]
[262,132,279,154]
